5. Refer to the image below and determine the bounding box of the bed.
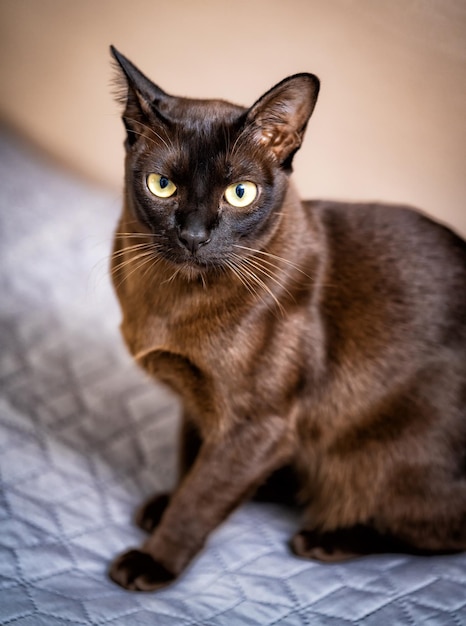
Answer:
[1,126,465,625]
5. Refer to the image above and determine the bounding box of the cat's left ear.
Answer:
[246,74,320,166]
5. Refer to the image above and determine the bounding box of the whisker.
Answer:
[232,252,295,304]
[113,252,157,291]
[120,124,162,150]
[110,245,161,272]
[229,255,285,316]
[233,244,313,280]
[232,249,284,275]
[122,116,173,151]
[139,252,162,285]
[111,243,155,259]
[199,271,207,290]
[90,242,152,285]
[111,250,156,275]
[224,259,257,301]
[162,265,184,285]
[113,232,152,238]
[230,123,255,159]
[140,119,175,151]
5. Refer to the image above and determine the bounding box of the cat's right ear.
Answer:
[110,46,170,147]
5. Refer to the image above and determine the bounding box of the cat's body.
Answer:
[108,47,466,591]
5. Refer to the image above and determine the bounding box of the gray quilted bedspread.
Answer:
[1,126,465,625]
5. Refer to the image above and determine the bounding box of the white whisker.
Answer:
[233,243,313,280]
[231,252,295,305]
[122,116,173,151]
[228,254,285,316]
[111,250,155,275]
[224,259,257,300]
[113,252,157,291]
[162,265,184,285]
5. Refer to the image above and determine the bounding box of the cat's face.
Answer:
[125,98,288,271]
[112,47,319,273]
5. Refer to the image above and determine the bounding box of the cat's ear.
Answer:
[110,45,171,146]
[246,74,320,166]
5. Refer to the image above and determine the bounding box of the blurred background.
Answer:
[1,0,465,235]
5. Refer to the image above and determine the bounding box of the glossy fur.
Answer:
[108,46,466,591]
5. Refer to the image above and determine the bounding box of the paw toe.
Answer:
[291,529,361,562]
[291,530,325,558]
[109,549,175,591]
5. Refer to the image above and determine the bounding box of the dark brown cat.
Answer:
[108,46,466,591]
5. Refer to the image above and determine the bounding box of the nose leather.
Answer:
[178,216,211,253]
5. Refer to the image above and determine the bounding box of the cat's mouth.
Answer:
[165,255,222,285]
[162,246,221,276]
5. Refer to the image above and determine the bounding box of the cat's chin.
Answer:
[178,264,207,282]
[169,258,213,283]
[161,248,224,282]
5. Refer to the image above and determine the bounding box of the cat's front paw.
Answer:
[109,549,175,591]
[134,492,171,533]
[291,529,358,562]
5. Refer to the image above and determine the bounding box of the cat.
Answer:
[108,45,466,591]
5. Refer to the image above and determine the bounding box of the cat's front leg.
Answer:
[109,415,293,591]
[135,413,203,534]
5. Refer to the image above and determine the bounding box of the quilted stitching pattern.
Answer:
[1,127,465,625]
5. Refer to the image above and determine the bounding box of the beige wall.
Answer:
[1,0,465,235]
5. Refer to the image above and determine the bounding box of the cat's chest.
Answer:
[120,295,253,425]
[119,285,238,373]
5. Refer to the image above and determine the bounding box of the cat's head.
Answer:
[111,46,319,274]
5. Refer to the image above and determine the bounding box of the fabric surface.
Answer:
[1,127,465,625]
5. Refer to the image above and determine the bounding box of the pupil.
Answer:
[236,184,245,199]
[160,177,169,189]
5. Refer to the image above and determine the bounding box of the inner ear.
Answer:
[246,73,320,166]
[110,45,172,146]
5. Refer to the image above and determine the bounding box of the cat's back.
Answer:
[307,199,466,271]
[303,199,466,357]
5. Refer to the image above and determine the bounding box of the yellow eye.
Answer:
[224,181,258,208]
[147,173,177,198]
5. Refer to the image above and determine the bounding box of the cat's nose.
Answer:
[178,225,211,254]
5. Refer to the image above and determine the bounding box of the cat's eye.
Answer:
[147,173,177,198]
[224,182,258,208]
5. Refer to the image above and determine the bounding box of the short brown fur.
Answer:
[108,47,466,591]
